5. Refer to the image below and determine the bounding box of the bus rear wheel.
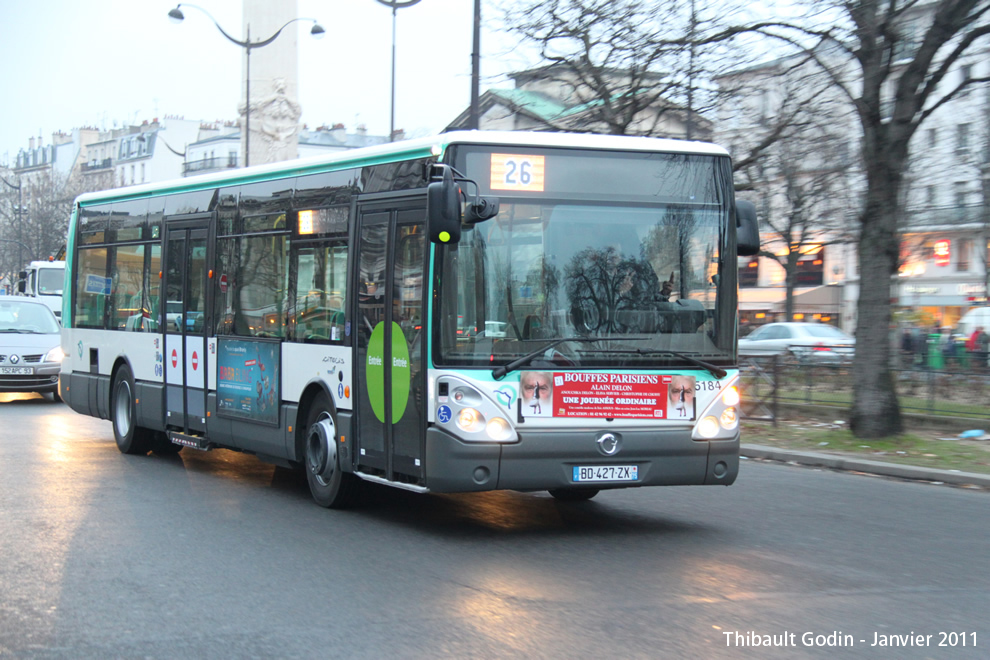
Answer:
[304,393,359,509]
[548,488,600,502]
[111,365,154,455]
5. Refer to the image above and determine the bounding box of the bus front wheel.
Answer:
[111,365,153,455]
[304,393,359,509]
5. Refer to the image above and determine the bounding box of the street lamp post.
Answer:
[375,0,422,141]
[469,0,480,130]
[168,4,324,167]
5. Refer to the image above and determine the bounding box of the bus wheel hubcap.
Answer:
[115,381,132,436]
[307,415,336,486]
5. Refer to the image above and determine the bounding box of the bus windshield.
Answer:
[437,199,733,369]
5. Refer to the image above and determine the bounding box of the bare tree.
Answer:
[22,169,79,264]
[748,0,990,437]
[1,168,78,271]
[724,57,860,319]
[497,0,844,180]
[499,0,770,138]
[758,151,857,319]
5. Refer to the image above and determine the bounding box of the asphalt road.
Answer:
[1,392,988,659]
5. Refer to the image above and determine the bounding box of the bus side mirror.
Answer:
[736,200,760,256]
[427,167,462,244]
[465,196,499,224]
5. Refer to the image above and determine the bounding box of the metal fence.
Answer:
[739,355,990,424]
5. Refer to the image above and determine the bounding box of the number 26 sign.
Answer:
[490,154,545,192]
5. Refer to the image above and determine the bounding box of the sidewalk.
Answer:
[741,443,990,488]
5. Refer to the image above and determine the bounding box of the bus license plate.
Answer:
[0,367,33,375]
[573,465,638,482]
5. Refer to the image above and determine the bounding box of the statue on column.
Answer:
[239,77,301,164]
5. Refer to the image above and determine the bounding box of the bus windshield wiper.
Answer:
[585,348,727,379]
[491,336,650,380]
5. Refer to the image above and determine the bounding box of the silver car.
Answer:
[0,298,64,399]
[738,321,855,364]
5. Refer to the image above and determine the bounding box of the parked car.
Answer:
[0,298,64,400]
[738,321,855,364]
[956,306,990,338]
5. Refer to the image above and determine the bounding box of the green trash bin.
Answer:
[928,333,943,369]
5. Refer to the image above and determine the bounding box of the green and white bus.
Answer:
[60,131,759,507]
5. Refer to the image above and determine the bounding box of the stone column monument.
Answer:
[239,0,302,166]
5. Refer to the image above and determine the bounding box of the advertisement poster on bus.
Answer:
[217,338,280,425]
[519,371,695,420]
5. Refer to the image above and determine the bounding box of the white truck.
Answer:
[17,260,65,321]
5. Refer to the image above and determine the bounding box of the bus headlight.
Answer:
[457,408,485,433]
[697,416,721,439]
[692,375,741,441]
[436,375,520,443]
[722,386,740,407]
[485,417,512,441]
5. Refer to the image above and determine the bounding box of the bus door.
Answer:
[354,204,427,484]
[163,219,211,434]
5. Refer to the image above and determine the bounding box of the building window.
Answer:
[957,238,971,272]
[927,128,937,148]
[796,247,825,287]
[960,64,973,96]
[739,256,759,288]
[955,181,969,207]
[957,123,971,154]
[926,185,936,206]
[758,90,771,124]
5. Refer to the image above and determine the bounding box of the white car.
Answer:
[485,321,509,337]
[0,298,64,400]
[165,300,183,332]
[738,322,855,364]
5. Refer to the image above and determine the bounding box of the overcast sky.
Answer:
[0,0,530,164]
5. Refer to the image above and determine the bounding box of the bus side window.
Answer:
[224,233,289,338]
[145,244,162,332]
[74,247,109,329]
[291,241,348,343]
[111,244,146,331]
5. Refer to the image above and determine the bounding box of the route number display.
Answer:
[490,154,545,192]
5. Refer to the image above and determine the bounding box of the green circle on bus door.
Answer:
[366,322,386,422]
[365,321,412,423]
[391,322,411,422]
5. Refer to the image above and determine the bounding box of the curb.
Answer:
[741,444,990,488]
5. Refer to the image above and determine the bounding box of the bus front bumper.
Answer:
[424,426,739,493]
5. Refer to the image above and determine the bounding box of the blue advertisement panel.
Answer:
[217,338,280,426]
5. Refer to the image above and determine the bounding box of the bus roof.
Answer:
[73,130,730,207]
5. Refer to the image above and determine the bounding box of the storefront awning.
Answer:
[770,285,842,313]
